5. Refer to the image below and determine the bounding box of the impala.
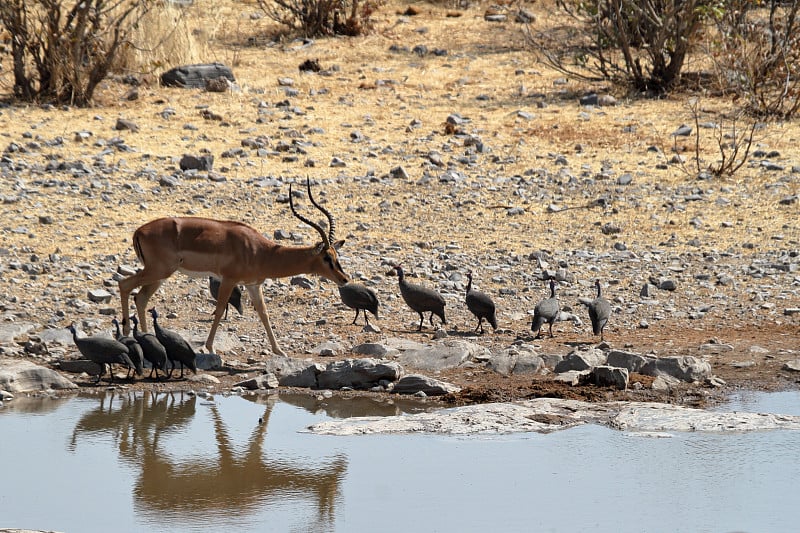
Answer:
[119,178,348,356]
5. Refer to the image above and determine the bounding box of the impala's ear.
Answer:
[332,239,345,250]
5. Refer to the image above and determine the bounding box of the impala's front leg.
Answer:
[245,284,287,357]
[133,281,164,333]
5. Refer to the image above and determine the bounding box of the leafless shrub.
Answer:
[256,0,381,37]
[526,0,710,94]
[682,99,760,178]
[0,0,159,106]
[703,0,800,118]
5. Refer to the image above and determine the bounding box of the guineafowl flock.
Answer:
[71,267,611,384]
[340,266,608,342]
[69,310,197,384]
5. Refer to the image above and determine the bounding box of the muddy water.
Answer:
[1,390,799,533]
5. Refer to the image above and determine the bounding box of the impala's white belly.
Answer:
[178,268,219,279]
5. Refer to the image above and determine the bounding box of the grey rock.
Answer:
[0,323,36,344]
[540,352,564,368]
[234,372,279,390]
[264,355,323,388]
[606,350,654,373]
[658,279,677,291]
[641,356,711,382]
[640,283,656,298]
[311,340,345,357]
[782,360,800,372]
[487,347,544,376]
[392,374,460,396]
[672,124,692,137]
[554,347,607,372]
[590,366,629,390]
[396,339,490,372]
[87,288,113,303]
[310,398,800,436]
[196,352,222,370]
[651,374,680,391]
[0,359,78,392]
[553,370,591,385]
[114,118,139,132]
[180,154,214,171]
[352,343,397,358]
[598,94,617,106]
[317,358,402,390]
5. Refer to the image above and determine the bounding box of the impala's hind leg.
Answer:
[204,278,237,353]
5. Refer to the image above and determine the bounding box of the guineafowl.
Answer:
[579,279,611,341]
[130,315,168,380]
[209,276,244,319]
[148,308,198,379]
[67,324,135,383]
[465,271,497,334]
[338,282,379,326]
[111,317,144,378]
[531,278,560,338]
[392,265,447,331]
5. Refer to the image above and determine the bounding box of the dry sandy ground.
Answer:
[0,0,798,406]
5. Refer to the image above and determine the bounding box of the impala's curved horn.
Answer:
[305,176,336,244]
[289,179,331,248]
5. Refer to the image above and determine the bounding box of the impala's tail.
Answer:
[132,231,146,264]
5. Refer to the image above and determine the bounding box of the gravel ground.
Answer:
[0,0,798,406]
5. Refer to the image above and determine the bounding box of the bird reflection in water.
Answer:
[68,391,346,528]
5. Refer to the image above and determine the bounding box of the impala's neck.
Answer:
[257,243,331,280]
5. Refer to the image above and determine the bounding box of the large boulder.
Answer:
[0,359,77,392]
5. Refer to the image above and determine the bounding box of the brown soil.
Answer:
[1,0,798,407]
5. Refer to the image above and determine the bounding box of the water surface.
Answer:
[1,390,798,533]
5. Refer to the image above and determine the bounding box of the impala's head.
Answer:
[290,177,349,286]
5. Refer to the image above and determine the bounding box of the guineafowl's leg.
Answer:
[417,313,425,331]
[246,284,287,356]
[352,309,360,325]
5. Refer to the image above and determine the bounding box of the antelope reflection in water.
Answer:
[68,391,346,526]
